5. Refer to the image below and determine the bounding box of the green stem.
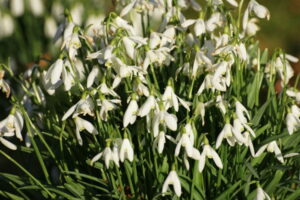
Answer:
[0,150,55,199]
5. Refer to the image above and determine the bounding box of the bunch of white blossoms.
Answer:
[1,0,299,199]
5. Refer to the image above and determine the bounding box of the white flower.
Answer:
[74,117,98,146]
[47,59,64,85]
[162,170,182,197]
[249,1,270,20]
[152,109,177,137]
[212,61,230,92]
[123,99,139,127]
[286,112,300,135]
[44,17,57,39]
[181,19,206,36]
[28,0,44,17]
[138,95,157,117]
[235,43,247,61]
[175,123,195,157]
[11,0,24,17]
[123,37,136,60]
[91,145,120,168]
[243,131,255,157]
[97,98,121,121]
[119,138,134,162]
[62,96,95,121]
[287,89,300,104]
[154,131,166,154]
[62,61,76,91]
[0,70,10,97]
[206,12,224,32]
[162,85,191,111]
[246,18,260,36]
[87,66,100,88]
[199,142,223,172]
[216,123,236,149]
[0,110,23,141]
[62,32,81,61]
[255,141,284,163]
[235,101,250,124]
[255,186,271,200]
[216,95,227,115]
[0,14,14,38]
[149,32,161,49]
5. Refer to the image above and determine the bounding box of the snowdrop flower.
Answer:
[255,185,271,200]
[246,18,260,36]
[162,84,191,111]
[44,17,57,39]
[123,37,136,60]
[216,123,236,148]
[286,110,300,135]
[0,109,23,142]
[0,70,10,97]
[62,96,95,121]
[162,170,182,197]
[154,131,166,154]
[43,59,64,95]
[175,123,195,157]
[138,95,157,117]
[243,0,269,32]
[181,18,206,37]
[0,14,14,39]
[91,145,120,168]
[149,32,161,49]
[123,97,139,127]
[62,61,76,91]
[235,43,247,61]
[287,89,300,104]
[97,97,121,121]
[216,95,227,115]
[119,138,134,162]
[28,0,44,17]
[0,133,17,150]
[11,0,24,17]
[87,66,101,88]
[199,139,223,172]
[212,61,230,92]
[152,107,178,137]
[235,101,250,124]
[206,12,224,32]
[70,3,84,25]
[74,117,98,146]
[255,141,284,163]
[62,32,81,61]
[248,1,270,20]
[243,131,255,157]
[98,82,119,98]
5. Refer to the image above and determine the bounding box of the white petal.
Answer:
[198,153,206,172]
[87,66,100,88]
[0,137,17,150]
[164,112,178,131]
[254,144,268,157]
[120,0,136,17]
[50,59,63,84]
[123,37,135,60]
[210,147,223,169]
[91,152,103,165]
[123,100,138,127]
[226,0,238,7]
[62,103,78,121]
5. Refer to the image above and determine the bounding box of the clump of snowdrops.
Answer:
[0,0,107,66]
[1,0,300,199]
